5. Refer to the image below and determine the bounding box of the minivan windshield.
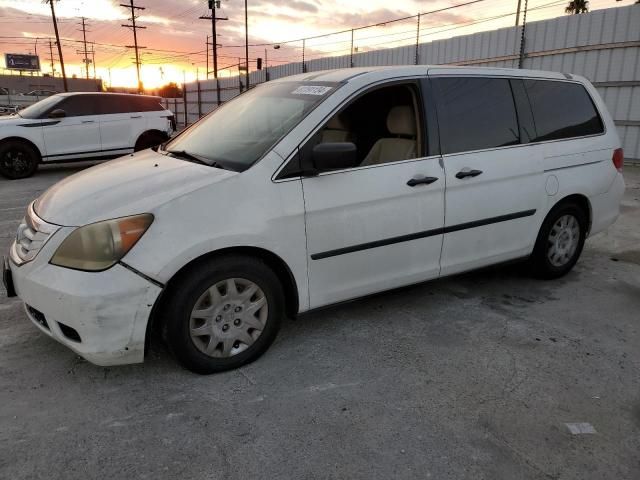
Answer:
[163,81,339,172]
[18,94,63,119]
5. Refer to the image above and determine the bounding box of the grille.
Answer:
[11,202,58,265]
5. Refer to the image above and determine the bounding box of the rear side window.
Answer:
[432,77,520,154]
[97,95,132,115]
[524,80,604,142]
[96,95,163,114]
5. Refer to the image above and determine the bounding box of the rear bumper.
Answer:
[589,172,625,236]
[9,255,162,366]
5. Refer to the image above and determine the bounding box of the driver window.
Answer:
[306,83,423,172]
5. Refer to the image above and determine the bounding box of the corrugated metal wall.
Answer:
[166,5,640,161]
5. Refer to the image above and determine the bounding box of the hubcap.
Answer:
[547,214,580,267]
[189,278,268,358]
[2,148,30,175]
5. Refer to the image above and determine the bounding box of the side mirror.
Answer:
[311,142,358,172]
[48,109,66,118]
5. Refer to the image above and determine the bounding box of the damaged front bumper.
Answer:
[8,227,162,366]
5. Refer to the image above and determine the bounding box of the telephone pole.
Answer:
[47,39,56,76]
[77,17,91,79]
[244,0,249,88]
[45,0,68,91]
[199,1,228,79]
[120,1,146,93]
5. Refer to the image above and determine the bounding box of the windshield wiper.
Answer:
[163,148,232,171]
[165,149,211,166]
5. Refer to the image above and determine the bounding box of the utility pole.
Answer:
[244,0,249,88]
[350,29,354,67]
[415,13,421,65]
[91,44,96,79]
[515,0,523,26]
[302,39,306,73]
[199,2,228,78]
[120,0,146,93]
[47,39,56,76]
[206,35,209,79]
[78,17,91,79]
[518,0,529,68]
[46,0,68,91]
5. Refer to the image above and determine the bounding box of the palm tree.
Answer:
[565,0,589,14]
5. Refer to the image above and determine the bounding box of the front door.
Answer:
[300,81,445,308]
[41,95,102,160]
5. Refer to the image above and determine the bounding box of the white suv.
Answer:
[0,92,175,179]
[4,66,625,374]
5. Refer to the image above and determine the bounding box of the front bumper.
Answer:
[8,244,162,366]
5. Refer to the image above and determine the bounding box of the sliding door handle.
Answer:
[455,168,483,179]
[81,120,95,124]
[407,176,438,187]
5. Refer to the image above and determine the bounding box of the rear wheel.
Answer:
[0,140,39,179]
[134,131,167,152]
[164,256,284,374]
[529,202,587,279]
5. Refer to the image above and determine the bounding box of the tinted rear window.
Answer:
[524,80,604,142]
[432,77,520,154]
[97,95,164,114]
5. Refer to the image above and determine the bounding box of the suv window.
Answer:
[97,95,133,115]
[523,80,604,142]
[56,95,99,117]
[96,95,163,114]
[432,77,520,155]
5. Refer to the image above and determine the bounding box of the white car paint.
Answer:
[0,92,174,163]
[6,66,625,366]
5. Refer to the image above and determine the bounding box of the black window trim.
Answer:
[272,76,436,182]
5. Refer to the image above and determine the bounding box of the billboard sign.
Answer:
[5,53,41,71]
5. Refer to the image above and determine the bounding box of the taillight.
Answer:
[612,148,624,172]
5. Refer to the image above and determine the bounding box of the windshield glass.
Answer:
[18,94,63,119]
[164,81,338,171]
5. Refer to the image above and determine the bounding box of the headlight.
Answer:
[50,214,153,271]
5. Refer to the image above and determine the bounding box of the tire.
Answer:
[134,131,166,152]
[0,140,39,179]
[529,202,588,279]
[164,255,285,374]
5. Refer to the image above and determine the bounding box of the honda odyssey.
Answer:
[3,66,625,374]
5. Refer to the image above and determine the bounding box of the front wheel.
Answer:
[529,202,588,279]
[134,131,167,152]
[0,140,39,179]
[164,256,285,374]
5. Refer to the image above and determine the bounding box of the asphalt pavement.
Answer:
[1,162,639,480]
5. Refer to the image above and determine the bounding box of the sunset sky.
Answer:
[0,0,628,89]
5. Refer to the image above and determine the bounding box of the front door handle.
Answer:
[81,120,95,124]
[407,176,438,187]
[455,168,483,179]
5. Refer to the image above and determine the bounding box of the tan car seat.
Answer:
[361,106,416,166]
[320,115,352,143]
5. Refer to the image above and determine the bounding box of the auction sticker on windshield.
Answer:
[291,85,333,96]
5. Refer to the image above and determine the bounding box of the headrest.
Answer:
[326,114,348,130]
[386,106,416,136]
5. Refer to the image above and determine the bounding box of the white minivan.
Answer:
[0,92,175,179]
[4,66,625,374]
